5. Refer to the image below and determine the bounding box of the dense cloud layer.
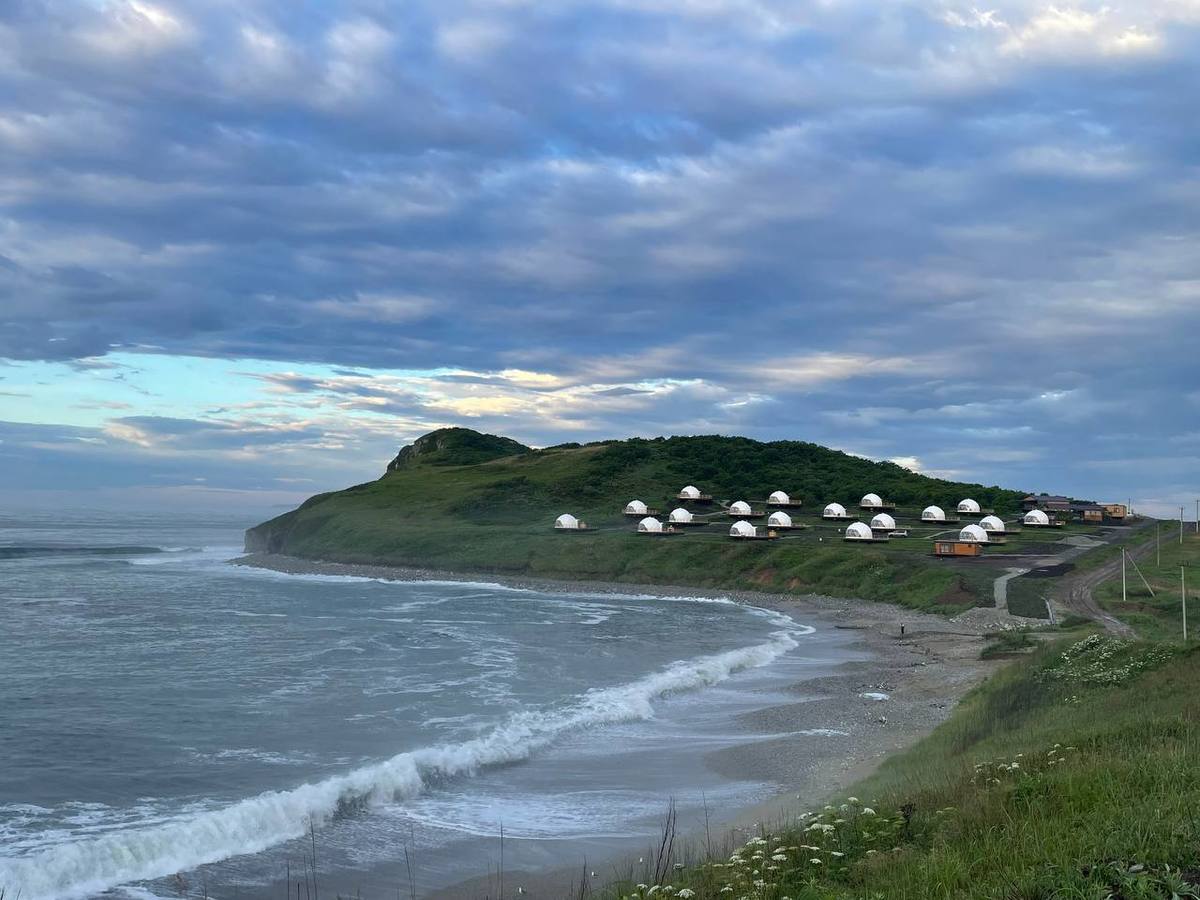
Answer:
[0,1,1198,512]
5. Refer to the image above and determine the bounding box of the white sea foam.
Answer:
[860,691,890,702]
[0,620,810,900]
[129,546,241,567]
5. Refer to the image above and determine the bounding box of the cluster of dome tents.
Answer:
[555,487,1063,547]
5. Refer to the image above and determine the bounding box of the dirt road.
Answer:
[1053,522,1157,637]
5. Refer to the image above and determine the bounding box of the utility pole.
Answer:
[1182,507,1187,545]
[1157,521,1161,567]
[1183,566,1189,643]
[1195,499,1198,534]
[1122,549,1127,605]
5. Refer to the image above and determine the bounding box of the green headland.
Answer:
[245,427,1136,617]
[246,428,1020,612]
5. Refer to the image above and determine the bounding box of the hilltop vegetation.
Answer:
[246,428,1030,612]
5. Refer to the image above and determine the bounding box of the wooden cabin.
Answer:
[934,540,982,557]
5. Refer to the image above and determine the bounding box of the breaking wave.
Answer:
[0,615,810,900]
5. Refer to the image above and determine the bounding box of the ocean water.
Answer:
[0,509,856,899]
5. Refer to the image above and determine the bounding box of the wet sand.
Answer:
[235,554,1000,899]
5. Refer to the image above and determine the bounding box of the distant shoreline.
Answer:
[234,552,1001,900]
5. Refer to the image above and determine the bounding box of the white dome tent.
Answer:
[959,524,989,543]
[637,517,664,534]
[624,500,648,516]
[554,514,580,530]
[860,493,884,509]
[767,511,792,528]
[768,490,790,505]
[870,513,897,532]
[729,520,757,538]
[728,500,752,516]
[669,507,694,524]
[845,522,875,541]
[823,502,849,519]
[958,499,981,514]
[1024,509,1051,526]
[922,506,947,522]
[980,515,1006,533]
[679,485,702,500]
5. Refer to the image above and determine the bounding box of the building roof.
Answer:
[922,505,946,521]
[768,511,792,527]
[730,520,756,537]
[870,513,896,530]
[846,522,874,540]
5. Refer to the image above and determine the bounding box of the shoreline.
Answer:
[234,553,1002,899]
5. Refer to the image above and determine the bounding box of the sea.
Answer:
[0,508,860,899]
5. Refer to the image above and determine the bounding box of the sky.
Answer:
[1,0,1198,518]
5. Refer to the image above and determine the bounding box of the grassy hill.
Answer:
[246,428,1031,612]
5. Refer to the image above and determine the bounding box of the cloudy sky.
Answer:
[1,0,1198,517]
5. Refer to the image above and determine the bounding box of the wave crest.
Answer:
[0,618,809,899]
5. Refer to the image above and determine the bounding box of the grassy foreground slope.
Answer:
[246,428,1026,612]
[610,635,1200,900]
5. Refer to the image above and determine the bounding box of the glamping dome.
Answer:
[823,502,848,519]
[870,513,897,531]
[959,524,989,543]
[669,507,694,524]
[768,490,790,505]
[980,515,1006,532]
[638,517,664,533]
[624,500,648,515]
[554,513,580,530]
[861,493,883,509]
[958,498,981,514]
[1024,509,1051,526]
[730,520,757,538]
[768,511,792,528]
[729,500,752,515]
[922,505,947,522]
[679,485,701,500]
[845,522,874,541]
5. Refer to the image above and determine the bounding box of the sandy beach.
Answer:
[235,553,1002,899]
